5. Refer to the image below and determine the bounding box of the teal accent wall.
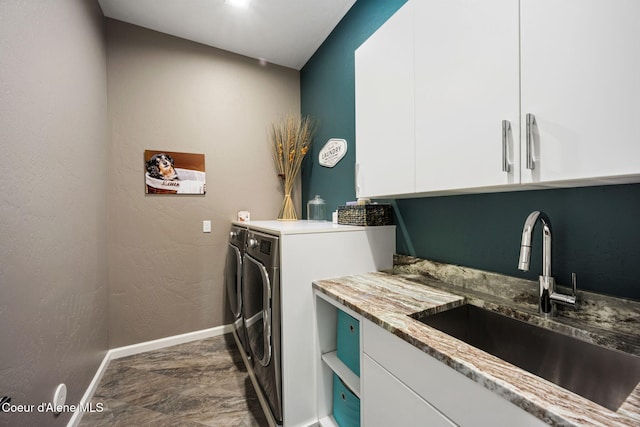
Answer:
[394,185,640,300]
[301,0,640,300]
[300,0,408,214]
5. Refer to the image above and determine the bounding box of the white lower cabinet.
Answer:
[315,295,547,426]
[362,318,547,427]
[362,354,455,427]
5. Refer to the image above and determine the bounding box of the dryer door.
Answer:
[243,253,272,367]
[225,243,242,319]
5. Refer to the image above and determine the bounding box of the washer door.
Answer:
[225,243,242,319]
[243,253,272,367]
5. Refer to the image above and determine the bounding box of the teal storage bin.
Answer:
[333,374,360,427]
[336,310,360,375]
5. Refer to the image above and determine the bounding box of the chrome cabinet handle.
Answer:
[502,120,511,173]
[526,113,535,170]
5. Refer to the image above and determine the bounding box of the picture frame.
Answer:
[144,150,206,195]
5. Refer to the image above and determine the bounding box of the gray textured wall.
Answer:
[105,19,300,347]
[0,0,109,425]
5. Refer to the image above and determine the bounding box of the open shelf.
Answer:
[321,350,361,397]
[318,414,340,427]
[315,289,363,426]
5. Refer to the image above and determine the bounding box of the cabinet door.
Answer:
[362,319,548,427]
[414,0,520,193]
[362,355,456,427]
[521,0,640,184]
[355,2,414,198]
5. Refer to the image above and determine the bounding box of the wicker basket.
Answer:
[337,204,392,226]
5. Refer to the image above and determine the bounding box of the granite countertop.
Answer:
[312,256,640,427]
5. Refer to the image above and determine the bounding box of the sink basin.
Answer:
[410,304,640,411]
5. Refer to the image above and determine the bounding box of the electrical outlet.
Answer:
[203,220,211,233]
[53,384,67,413]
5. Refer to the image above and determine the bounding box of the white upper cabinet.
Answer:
[355,0,640,198]
[414,0,520,193]
[355,1,415,198]
[520,0,640,184]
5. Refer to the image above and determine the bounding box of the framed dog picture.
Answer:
[144,150,206,195]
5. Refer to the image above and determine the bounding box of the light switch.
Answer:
[203,220,211,233]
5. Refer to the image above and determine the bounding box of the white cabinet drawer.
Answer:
[362,354,456,427]
[362,318,546,427]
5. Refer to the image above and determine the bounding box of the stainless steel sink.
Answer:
[410,304,640,411]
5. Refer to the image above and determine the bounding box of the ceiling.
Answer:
[98,0,357,70]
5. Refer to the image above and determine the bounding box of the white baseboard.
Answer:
[109,324,232,360]
[67,324,232,427]
[66,349,111,427]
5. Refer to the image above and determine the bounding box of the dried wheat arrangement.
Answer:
[270,113,316,220]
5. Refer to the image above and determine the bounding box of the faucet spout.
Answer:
[517,211,577,316]
[518,210,563,316]
[518,211,552,277]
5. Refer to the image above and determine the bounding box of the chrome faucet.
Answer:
[518,211,577,316]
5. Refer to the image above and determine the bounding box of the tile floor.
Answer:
[78,334,269,426]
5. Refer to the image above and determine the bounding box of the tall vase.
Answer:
[278,193,297,220]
